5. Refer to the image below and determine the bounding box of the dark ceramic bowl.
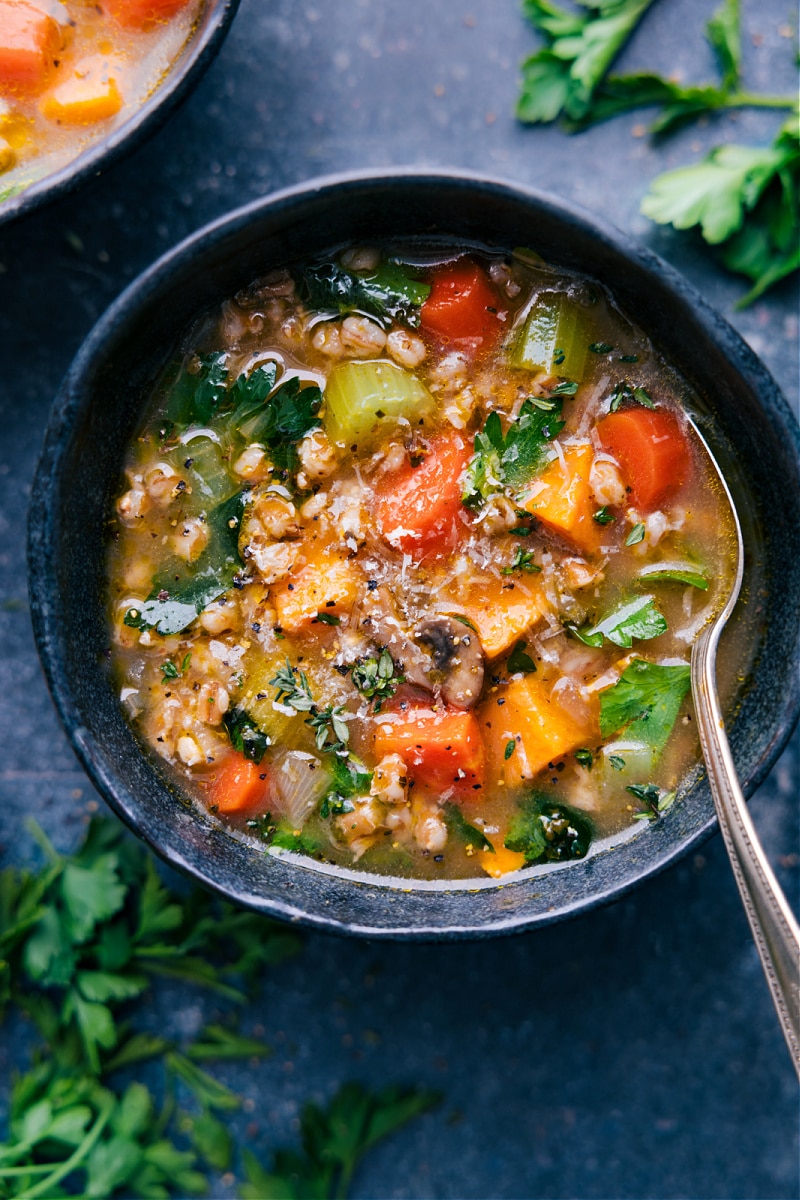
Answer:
[28,170,800,939]
[0,0,240,228]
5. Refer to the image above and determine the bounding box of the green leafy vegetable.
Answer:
[569,594,667,648]
[299,259,431,328]
[627,782,677,820]
[240,1082,439,1200]
[239,375,322,472]
[124,490,248,636]
[507,640,537,675]
[444,803,494,853]
[501,546,541,575]
[462,398,565,508]
[642,118,800,306]
[222,707,271,764]
[504,793,593,863]
[599,658,692,752]
[517,0,657,126]
[350,650,404,711]
[638,563,709,590]
[625,522,646,546]
[593,506,615,524]
[574,748,594,769]
[320,756,373,820]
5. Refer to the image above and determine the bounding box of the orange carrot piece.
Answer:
[420,259,503,347]
[597,407,691,511]
[210,752,270,817]
[373,706,485,799]
[376,431,471,558]
[103,0,190,30]
[520,443,600,555]
[480,673,598,789]
[0,0,60,95]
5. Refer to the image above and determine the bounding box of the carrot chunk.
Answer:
[597,407,692,511]
[271,546,362,635]
[103,0,191,30]
[376,431,471,558]
[210,753,270,817]
[481,674,598,789]
[520,443,600,555]
[373,706,485,799]
[0,0,60,95]
[40,57,122,125]
[420,259,504,348]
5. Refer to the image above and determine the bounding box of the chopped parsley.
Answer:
[599,658,692,754]
[627,782,677,820]
[569,594,667,649]
[462,398,565,508]
[501,546,541,575]
[504,793,593,863]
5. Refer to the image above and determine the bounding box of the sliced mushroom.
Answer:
[414,615,485,710]
[357,587,433,689]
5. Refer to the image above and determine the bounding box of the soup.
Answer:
[107,242,736,881]
[0,0,202,201]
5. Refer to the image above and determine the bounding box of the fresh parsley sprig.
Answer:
[463,398,565,509]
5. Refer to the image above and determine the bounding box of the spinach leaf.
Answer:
[570,594,667,649]
[124,490,248,636]
[299,259,431,328]
[638,564,709,590]
[444,803,494,853]
[165,352,229,427]
[504,793,593,863]
[240,375,322,471]
[320,756,372,819]
[599,658,692,753]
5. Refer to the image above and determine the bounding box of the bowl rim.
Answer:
[0,0,241,229]
[27,167,800,939]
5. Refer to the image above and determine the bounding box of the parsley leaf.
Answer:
[570,594,667,648]
[462,398,565,507]
[517,0,657,126]
[299,259,431,328]
[599,658,692,753]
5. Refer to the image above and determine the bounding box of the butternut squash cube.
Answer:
[271,546,362,634]
[520,443,600,555]
[40,57,122,125]
[442,574,551,659]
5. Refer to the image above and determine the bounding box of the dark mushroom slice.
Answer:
[357,586,433,689]
[414,615,485,709]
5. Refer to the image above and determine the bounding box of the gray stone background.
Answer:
[0,1,798,1196]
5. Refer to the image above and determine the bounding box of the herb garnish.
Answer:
[507,640,537,675]
[223,707,271,763]
[574,748,594,769]
[608,381,655,412]
[501,546,541,575]
[271,659,350,754]
[160,652,191,682]
[625,522,646,547]
[504,793,593,863]
[462,398,565,508]
[627,782,677,820]
[350,649,404,711]
[444,803,494,854]
[593,506,615,525]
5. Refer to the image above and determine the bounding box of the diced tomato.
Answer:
[596,407,692,511]
[102,0,190,30]
[210,752,270,817]
[373,706,486,799]
[420,258,504,348]
[0,0,61,95]
[376,431,471,558]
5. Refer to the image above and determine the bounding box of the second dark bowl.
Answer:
[27,170,800,938]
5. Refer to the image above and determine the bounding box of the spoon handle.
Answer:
[692,631,800,1077]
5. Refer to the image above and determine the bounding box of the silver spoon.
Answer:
[689,419,800,1077]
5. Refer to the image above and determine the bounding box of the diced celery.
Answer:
[323,360,434,449]
[509,293,592,381]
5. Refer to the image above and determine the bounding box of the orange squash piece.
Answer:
[271,546,362,635]
[479,840,526,879]
[443,573,551,659]
[520,443,600,555]
[480,673,598,789]
[0,0,60,95]
[40,57,122,125]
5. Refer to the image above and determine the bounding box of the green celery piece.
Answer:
[509,293,591,380]
[324,360,434,449]
[599,659,692,754]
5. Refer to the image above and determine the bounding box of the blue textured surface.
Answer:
[1,1,798,1196]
